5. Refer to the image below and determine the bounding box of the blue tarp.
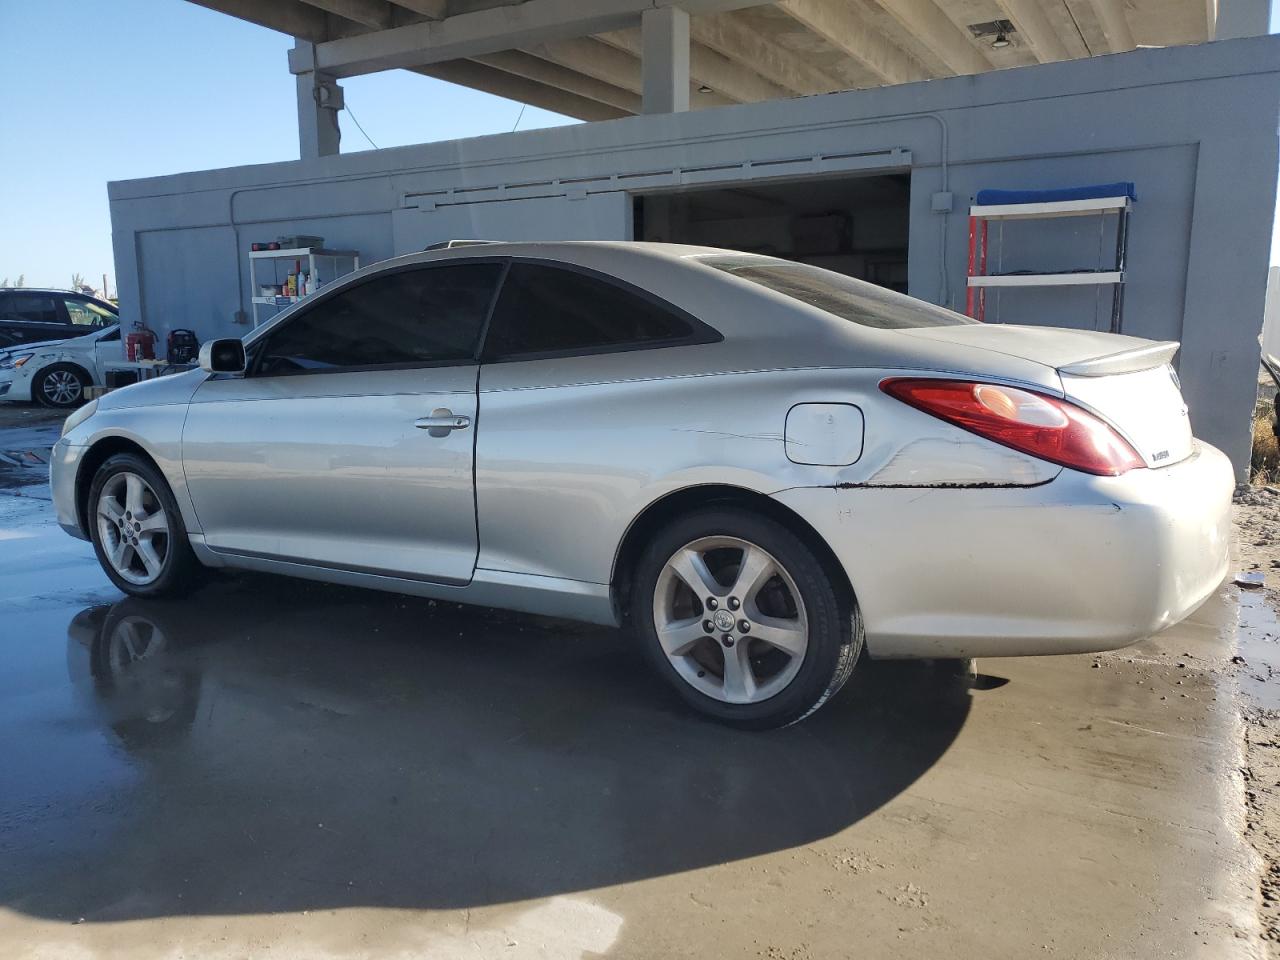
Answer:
[974,182,1136,206]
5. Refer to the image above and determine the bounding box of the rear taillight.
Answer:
[880,378,1144,477]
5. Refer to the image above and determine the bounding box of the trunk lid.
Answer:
[897,324,1193,468]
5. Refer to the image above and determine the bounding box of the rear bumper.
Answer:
[773,441,1233,658]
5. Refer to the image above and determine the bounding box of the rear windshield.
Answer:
[698,255,975,330]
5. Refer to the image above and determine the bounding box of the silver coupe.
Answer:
[51,242,1233,727]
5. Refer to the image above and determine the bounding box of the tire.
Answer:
[34,363,89,408]
[87,453,204,598]
[631,507,862,730]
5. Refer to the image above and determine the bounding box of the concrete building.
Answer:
[109,0,1279,477]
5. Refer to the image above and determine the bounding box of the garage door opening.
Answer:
[633,173,910,293]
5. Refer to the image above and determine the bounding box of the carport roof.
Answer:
[187,0,1216,120]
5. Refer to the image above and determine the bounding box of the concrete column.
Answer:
[294,40,343,159]
[641,7,690,114]
[1214,0,1275,38]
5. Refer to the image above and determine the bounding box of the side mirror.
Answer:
[199,338,246,374]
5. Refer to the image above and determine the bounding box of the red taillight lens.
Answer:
[880,378,1144,477]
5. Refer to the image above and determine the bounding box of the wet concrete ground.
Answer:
[0,405,1263,959]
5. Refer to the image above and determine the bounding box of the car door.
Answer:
[474,260,721,583]
[92,327,122,380]
[0,292,72,344]
[181,260,504,583]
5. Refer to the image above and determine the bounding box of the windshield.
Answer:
[698,255,974,330]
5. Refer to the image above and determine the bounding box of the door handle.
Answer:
[415,409,471,437]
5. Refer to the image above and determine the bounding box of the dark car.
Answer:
[0,288,118,348]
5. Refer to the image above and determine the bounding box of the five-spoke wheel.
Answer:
[96,471,170,585]
[654,536,809,705]
[633,507,862,729]
[88,453,203,597]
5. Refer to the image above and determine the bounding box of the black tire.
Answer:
[87,453,204,598]
[630,507,862,730]
[34,363,90,408]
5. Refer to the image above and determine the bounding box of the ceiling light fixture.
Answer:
[968,19,1016,47]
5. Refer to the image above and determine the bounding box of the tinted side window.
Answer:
[2,293,63,325]
[482,263,699,361]
[256,263,501,376]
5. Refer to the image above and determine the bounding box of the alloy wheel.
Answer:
[96,472,171,585]
[41,369,82,405]
[652,535,809,704]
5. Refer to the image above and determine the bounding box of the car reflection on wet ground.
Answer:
[0,406,1263,959]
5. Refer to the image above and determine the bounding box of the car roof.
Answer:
[0,287,118,305]
[391,240,758,269]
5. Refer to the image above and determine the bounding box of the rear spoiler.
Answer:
[1058,341,1179,378]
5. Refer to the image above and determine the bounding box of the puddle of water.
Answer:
[1236,587,1280,710]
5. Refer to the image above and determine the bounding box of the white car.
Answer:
[0,324,123,408]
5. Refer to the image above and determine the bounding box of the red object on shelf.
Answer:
[126,324,158,362]
[965,215,988,321]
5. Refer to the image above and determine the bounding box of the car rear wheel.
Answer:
[88,453,204,598]
[35,364,89,408]
[631,507,861,729]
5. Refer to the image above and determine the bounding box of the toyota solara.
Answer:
[51,242,1233,728]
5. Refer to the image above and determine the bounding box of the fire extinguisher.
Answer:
[126,322,158,362]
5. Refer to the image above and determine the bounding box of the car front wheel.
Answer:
[631,507,862,729]
[35,364,89,408]
[87,453,204,597]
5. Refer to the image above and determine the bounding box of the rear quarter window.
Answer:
[699,255,974,330]
[481,262,718,361]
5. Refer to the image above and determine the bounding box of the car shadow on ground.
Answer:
[4,574,973,923]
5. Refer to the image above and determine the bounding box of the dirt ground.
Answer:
[1233,479,1280,952]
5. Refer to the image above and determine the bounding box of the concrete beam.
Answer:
[597,28,788,103]
[387,0,446,17]
[642,6,691,113]
[184,0,330,42]
[779,0,928,85]
[295,41,344,158]
[297,0,394,30]
[1087,0,1136,52]
[690,12,846,95]
[994,0,1072,62]
[409,60,627,120]
[529,37,728,107]
[876,0,992,75]
[473,50,641,112]
[291,0,774,78]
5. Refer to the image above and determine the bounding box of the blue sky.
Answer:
[0,0,576,292]
[1,1,1276,292]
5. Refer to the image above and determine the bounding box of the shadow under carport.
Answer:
[3,575,971,923]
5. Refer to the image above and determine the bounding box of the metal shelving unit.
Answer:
[249,247,360,328]
[966,189,1133,332]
